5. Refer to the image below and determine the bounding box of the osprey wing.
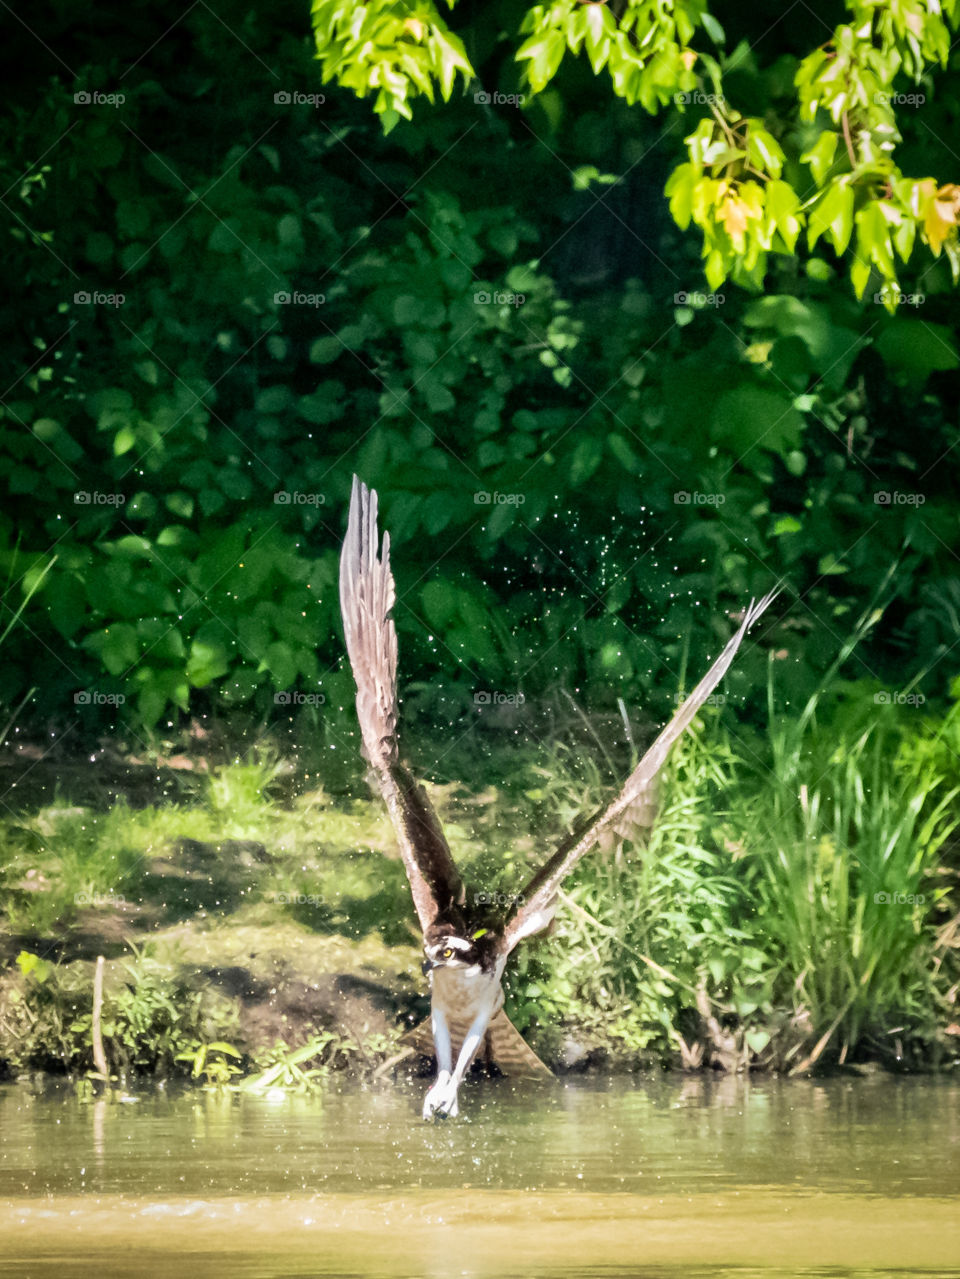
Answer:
[339,475,464,934]
[502,590,778,954]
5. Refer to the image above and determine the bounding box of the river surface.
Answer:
[0,1073,958,1278]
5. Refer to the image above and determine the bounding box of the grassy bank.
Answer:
[1,675,959,1086]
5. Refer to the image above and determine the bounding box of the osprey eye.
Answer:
[442,947,454,959]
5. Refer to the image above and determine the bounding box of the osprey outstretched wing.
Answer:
[339,476,777,1118]
[339,475,465,935]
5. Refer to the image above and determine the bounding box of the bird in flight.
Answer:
[339,476,776,1118]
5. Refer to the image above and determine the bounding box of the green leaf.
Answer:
[422,579,459,629]
[701,11,725,44]
[744,1029,771,1054]
[875,319,960,384]
[800,130,838,185]
[309,337,342,364]
[92,622,140,675]
[569,434,602,485]
[808,183,854,255]
[256,386,293,413]
[260,640,298,689]
[711,384,805,458]
[816,552,849,575]
[165,492,195,519]
[16,951,52,982]
[772,515,802,536]
[113,425,137,456]
[186,638,230,688]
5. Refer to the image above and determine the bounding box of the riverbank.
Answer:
[1,704,958,1085]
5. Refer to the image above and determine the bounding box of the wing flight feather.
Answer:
[339,476,464,934]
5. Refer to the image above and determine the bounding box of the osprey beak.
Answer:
[421,957,436,975]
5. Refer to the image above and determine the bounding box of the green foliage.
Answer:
[236,1031,368,1093]
[2,0,959,744]
[311,0,472,127]
[743,676,958,1060]
[311,0,960,302]
[0,947,241,1078]
[175,1041,244,1087]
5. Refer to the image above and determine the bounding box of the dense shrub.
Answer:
[2,0,959,738]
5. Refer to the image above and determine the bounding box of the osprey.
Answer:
[339,476,775,1118]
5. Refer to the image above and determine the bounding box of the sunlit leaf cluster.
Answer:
[311,0,960,305]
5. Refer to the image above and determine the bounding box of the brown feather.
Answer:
[339,476,464,934]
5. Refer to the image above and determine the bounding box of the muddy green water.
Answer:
[0,1074,957,1278]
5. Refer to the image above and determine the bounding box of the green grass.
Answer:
[739,666,959,1065]
[1,673,958,1080]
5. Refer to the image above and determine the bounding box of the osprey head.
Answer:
[422,924,493,973]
